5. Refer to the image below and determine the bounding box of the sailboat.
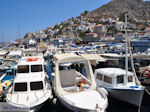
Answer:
[53,53,108,112]
[94,14,145,108]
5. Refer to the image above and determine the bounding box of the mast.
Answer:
[125,14,141,85]
[2,32,4,45]
[125,14,128,84]
[19,24,21,38]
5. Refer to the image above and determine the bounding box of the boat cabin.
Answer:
[94,68,136,88]
[17,56,45,76]
[12,75,49,93]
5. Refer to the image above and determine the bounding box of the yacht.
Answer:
[131,36,150,52]
[53,53,108,112]
[6,56,52,112]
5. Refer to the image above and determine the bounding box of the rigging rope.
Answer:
[145,88,150,96]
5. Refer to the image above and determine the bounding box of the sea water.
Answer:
[39,92,150,112]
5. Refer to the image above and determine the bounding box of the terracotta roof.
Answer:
[96,24,103,26]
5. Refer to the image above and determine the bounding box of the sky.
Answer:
[0,0,111,41]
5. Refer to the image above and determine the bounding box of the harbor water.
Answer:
[38,92,150,112]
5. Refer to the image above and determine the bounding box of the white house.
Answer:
[116,21,126,31]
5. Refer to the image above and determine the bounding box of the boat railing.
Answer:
[96,87,107,99]
[28,88,51,105]
[7,92,28,108]
[7,87,51,106]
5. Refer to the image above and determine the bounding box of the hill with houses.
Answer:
[16,0,150,44]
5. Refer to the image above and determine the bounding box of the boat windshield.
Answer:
[104,75,112,84]
[14,83,27,92]
[128,76,133,82]
[17,65,29,73]
[30,81,43,90]
[117,75,124,84]
[59,60,92,92]
[31,65,43,72]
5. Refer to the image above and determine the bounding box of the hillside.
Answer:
[85,0,150,21]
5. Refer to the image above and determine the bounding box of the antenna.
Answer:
[2,32,4,44]
[19,24,21,38]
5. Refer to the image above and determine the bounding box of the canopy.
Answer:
[100,53,121,58]
[54,53,97,96]
[54,53,85,63]
[8,51,22,56]
[80,54,106,62]
[0,50,8,56]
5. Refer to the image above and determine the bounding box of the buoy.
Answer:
[81,80,84,84]
[27,57,38,62]
[32,58,38,61]
[27,58,32,61]
[52,98,57,104]
[50,94,53,99]
[142,69,150,78]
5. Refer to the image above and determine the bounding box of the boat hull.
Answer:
[58,95,106,112]
[5,100,44,112]
[107,89,144,107]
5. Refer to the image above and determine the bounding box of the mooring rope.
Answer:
[145,88,150,96]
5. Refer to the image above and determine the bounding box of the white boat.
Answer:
[94,67,145,107]
[6,56,52,112]
[53,53,108,112]
[94,15,145,108]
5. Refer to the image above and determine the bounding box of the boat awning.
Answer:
[8,51,22,56]
[133,54,150,59]
[95,68,134,77]
[0,50,8,56]
[54,53,86,63]
[100,53,121,58]
[80,54,106,62]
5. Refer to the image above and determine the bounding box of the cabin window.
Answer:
[30,81,43,90]
[31,65,43,72]
[117,75,124,84]
[128,76,133,82]
[96,73,103,80]
[104,76,112,84]
[18,65,29,73]
[14,83,27,92]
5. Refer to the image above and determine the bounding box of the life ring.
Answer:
[27,58,38,61]
[142,69,150,78]
[27,58,32,61]
[32,58,38,61]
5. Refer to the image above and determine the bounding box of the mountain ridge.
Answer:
[84,0,150,21]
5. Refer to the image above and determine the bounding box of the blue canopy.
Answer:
[2,75,14,82]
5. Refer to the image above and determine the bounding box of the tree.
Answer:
[107,26,119,36]
[85,29,91,33]
[79,31,85,39]
[81,10,89,16]
[84,10,89,15]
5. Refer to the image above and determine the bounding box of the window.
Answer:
[117,75,124,84]
[128,76,133,82]
[30,81,43,90]
[14,83,27,92]
[104,76,112,84]
[31,65,43,72]
[96,73,103,80]
[18,65,29,73]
